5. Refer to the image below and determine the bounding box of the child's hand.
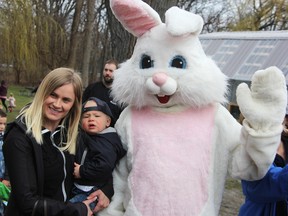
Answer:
[2,180,10,188]
[73,162,81,179]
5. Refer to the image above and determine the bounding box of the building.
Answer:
[200,31,288,120]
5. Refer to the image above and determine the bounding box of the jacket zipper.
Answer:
[50,130,67,201]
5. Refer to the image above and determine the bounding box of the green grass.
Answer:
[225,177,242,190]
[3,85,34,123]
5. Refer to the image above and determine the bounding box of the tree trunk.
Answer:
[67,0,84,69]
[82,0,96,87]
[105,0,136,64]
[143,0,178,20]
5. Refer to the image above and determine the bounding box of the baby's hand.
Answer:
[73,162,81,179]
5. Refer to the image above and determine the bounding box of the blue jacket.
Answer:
[0,132,4,179]
[239,163,288,216]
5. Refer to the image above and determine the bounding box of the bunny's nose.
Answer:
[152,72,168,87]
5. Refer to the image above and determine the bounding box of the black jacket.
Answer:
[3,119,87,216]
[75,127,126,190]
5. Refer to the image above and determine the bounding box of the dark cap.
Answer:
[82,97,114,120]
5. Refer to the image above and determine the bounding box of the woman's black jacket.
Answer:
[3,119,87,216]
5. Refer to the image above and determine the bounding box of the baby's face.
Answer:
[82,100,111,134]
[82,110,111,134]
[0,116,7,133]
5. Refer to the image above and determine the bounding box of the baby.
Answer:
[70,97,126,211]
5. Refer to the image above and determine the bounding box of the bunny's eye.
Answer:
[140,54,154,69]
[170,55,187,69]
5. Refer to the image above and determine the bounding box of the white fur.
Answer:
[112,24,228,109]
[98,0,287,215]
[165,7,204,36]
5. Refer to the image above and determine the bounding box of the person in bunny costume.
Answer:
[98,0,287,215]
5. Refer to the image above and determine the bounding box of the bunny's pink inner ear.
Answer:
[110,0,162,37]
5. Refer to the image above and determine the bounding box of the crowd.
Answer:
[1,59,288,216]
[0,59,124,216]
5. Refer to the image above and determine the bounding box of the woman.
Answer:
[3,68,110,216]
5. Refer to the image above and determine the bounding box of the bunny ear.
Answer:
[165,7,204,36]
[110,0,162,37]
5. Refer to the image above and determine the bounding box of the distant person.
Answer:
[0,81,7,113]
[7,93,16,113]
[239,114,288,216]
[82,59,124,126]
[70,97,126,211]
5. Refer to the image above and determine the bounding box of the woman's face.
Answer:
[43,83,75,130]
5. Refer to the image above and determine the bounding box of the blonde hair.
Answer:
[19,67,83,154]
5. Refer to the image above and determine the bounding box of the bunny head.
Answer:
[110,0,228,109]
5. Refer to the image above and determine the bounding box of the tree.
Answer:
[104,0,179,66]
[105,0,136,64]
[0,0,42,83]
[4,0,287,85]
[228,0,288,31]
[144,0,178,20]
[81,0,96,87]
[67,0,84,69]
[178,0,234,33]
[0,0,73,84]
[33,0,75,69]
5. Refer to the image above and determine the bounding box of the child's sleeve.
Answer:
[241,165,288,202]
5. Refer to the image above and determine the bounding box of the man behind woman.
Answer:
[3,68,113,216]
[82,59,124,127]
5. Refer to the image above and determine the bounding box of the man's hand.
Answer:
[87,189,110,213]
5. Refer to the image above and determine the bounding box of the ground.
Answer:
[219,177,244,216]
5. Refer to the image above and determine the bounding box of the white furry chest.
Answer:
[126,106,215,215]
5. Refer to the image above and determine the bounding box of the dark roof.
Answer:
[199,31,288,82]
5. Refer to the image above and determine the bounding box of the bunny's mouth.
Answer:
[157,95,170,104]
